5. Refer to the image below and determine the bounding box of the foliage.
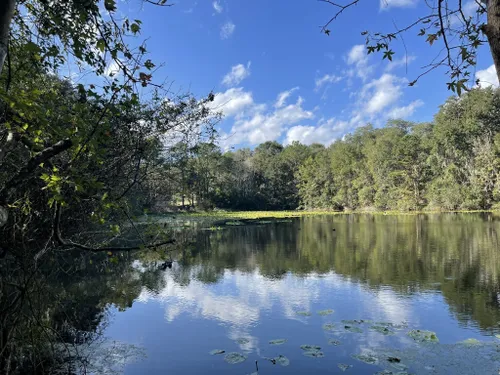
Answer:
[318,0,499,92]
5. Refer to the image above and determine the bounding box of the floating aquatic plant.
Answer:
[459,338,481,346]
[300,345,321,351]
[371,325,395,335]
[269,339,286,345]
[318,309,334,316]
[322,323,336,331]
[209,349,225,355]
[341,319,364,325]
[275,354,290,366]
[297,311,312,316]
[407,330,439,343]
[352,353,378,365]
[302,350,324,358]
[338,363,353,371]
[224,352,247,364]
[344,325,363,333]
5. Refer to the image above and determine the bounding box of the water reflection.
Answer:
[105,213,500,374]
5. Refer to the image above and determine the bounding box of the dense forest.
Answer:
[162,87,500,212]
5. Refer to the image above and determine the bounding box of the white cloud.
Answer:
[220,21,235,39]
[315,74,342,89]
[346,44,372,80]
[209,87,254,117]
[362,73,405,114]
[387,99,424,118]
[345,73,416,129]
[275,87,299,108]
[380,0,418,9]
[229,96,314,145]
[347,45,366,65]
[385,55,416,72]
[476,64,499,88]
[222,62,251,87]
[212,1,223,13]
[285,118,349,145]
[450,1,480,26]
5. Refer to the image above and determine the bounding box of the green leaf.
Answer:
[131,23,141,34]
[426,34,438,46]
[383,51,395,61]
[25,41,41,54]
[96,39,106,53]
[104,0,117,12]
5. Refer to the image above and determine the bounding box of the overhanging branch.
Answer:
[54,205,175,252]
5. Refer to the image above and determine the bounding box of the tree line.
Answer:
[165,88,500,212]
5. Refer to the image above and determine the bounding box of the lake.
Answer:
[96,213,500,374]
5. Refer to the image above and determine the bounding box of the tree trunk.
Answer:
[0,0,15,75]
[484,0,500,83]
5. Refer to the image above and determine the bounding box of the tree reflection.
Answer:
[176,214,500,331]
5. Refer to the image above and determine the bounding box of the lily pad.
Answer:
[264,357,277,365]
[318,309,334,316]
[236,338,250,345]
[407,329,439,343]
[341,319,364,325]
[300,344,321,351]
[338,363,353,371]
[297,311,312,317]
[344,325,363,333]
[209,349,225,355]
[495,334,500,340]
[303,350,324,358]
[352,353,378,365]
[269,339,286,345]
[275,354,290,366]
[224,352,247,364]
[328,339,341,346]
[375,322,407,330]
[371,325,395,335]
[459,338,481,346]
[322,323,336,331]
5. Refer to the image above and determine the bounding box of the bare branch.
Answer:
[54,205,175,252]
[319,0,361,33]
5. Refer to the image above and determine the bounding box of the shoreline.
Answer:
[162,209,500,220]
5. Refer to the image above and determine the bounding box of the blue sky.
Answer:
[118,0,498,148]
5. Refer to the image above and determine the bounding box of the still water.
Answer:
[103,214,500,374]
